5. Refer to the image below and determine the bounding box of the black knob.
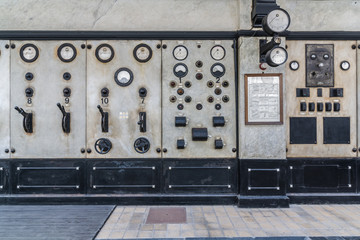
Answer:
[25,88,34,97]
[63,88,71,97]
[163,148,167,153]
[4,149,9,153]
[25,72,34,81]
[63,72,71,80]
[11,148,15,153]
[87,148,92,153]
[215,104,221,110]
[81,148,85,153]
[101,88,109,97]
[352,148,357,153]
[196,103,203,110]
[156,148,161,153]
[139,87,147,98]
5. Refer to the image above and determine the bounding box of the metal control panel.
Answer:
[162,40,236,158]
[86,40,162,158]
[10,41,86,158]
[286,41,357,158]
[0,41,10,159]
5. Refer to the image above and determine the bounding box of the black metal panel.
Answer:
[323,117,350,144]
[240,159,287,196]
[87,159,161,194]
[164,159,237,194]
[290,117,317,144]
[0,161,9,194]
[288,159,356,193]
[11,160,85,194]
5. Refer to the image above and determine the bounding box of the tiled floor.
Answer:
[96,205,360,239]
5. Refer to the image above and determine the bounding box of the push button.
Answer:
[215,139,224,149]
[300,102,307,111]
[213,116,225,127]
[308,102,315,112]
[175,116,187,127]
[317,102,323,112]
[325,102,332,112]
[334,102,340,112]
[177,139,185,149]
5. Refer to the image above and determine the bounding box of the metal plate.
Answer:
[162,40,236,158]
[146,207,186,224]
[323,117,350,144]
[290,117,317,144]
[86,40,161,158]
[10,41,86,158]
[0,41,10,159]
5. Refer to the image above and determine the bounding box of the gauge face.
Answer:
[266,47,288,67]
[96,44,114,63]
[211,45,226,60]
[262,8,290,35]
[210,63,226,78]
[173,63,188,78]
[173,45,188,61]
[133,43,152,63]
[58,43,77,62]
[289,61,299,71]
[20,44,39,63]
[114,68,134,87]
[340,61,350,71]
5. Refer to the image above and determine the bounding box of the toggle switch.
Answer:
[139,87,147,98]
[296,88,310,97]
[14,106,33,133]
[175,116,187,127]
[25,88,34,97]
[334,102,340,112]
[138,112,146,132]
[177,139,186,149]
[192,128,208,141]
[215,139,224,149]
[57,103,70,133]
[300,102,307,111]
[97,105,109,132]
[329,88,343,97]
[317,102,323,112]
[213,116,225,127]
[63,88,71,97]
[308,102,315,112]
[101,88,109,97]
[325,102,332,112]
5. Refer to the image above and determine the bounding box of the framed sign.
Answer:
[245,74,283,125]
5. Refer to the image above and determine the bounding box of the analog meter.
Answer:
[210,63,226,78]
[20,44,39,63]
[289,61,299,71]
[211,45,226,60]
[262,8,290,35]
[133,43,152,63]
[340,61,350,71]
[173,63,188,78]
[114,68,134,87]
[265,46,288,67]
[96,44,114,63]
[58,43,77,62]
[173,45,188,61]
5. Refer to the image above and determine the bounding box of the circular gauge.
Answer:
[134,137,150,154]
[173,63,188,78]
[95,44,114,63]
[57,43,77,62]
[20,44,39,63]
[262,8,291,35]
[173,45,188,61]
[133,43,152,63]
[114,68,134,87]
[265,47,288,67]
[340,61,350,71]
[289,61,299,71]
[211,45,226,60]
[210,63,226,78]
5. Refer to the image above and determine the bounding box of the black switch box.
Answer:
[334,102,340,112]
[177,139,185,149]
[175,117,187,127]
[300,102,307,111]
[329,88,343,97]
[317,102,323,112]
[192,128,208,141]
[325,102,332,112]
[296,88,310,97]
[215,139,224,149]
[213,116,225,127]
[308,102,315,112]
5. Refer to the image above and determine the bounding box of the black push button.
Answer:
[317,102,323,112]
[192,128,208,141]
[329,88,343,97]
[175,116,187,127]
[325,102,332,112]
[308,102,315,112]
[300,102,306,111]
[215,139,224,149]
[317,88,322,97]
[177,139,185,149]
[334,102,340,112]
[296,88,310,97]
[213,116,225,127]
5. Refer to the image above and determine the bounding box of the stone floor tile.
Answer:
[153,223,167,231]
[195,230,210,237]
[224,229,238,237]
[123,230,138,238]
[140,224,153,231]
[181,224,194,231]
[108,230,125,239]
[137,230,153,238]
[135,207,147,213]
[194,223,207,230]
[153,230,167,238]
[237,230,254,237]
[167,224,181,231]
[96,230,110,239]
[209,230,224,237]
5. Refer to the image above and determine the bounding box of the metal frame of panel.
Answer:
[0,41,10,159]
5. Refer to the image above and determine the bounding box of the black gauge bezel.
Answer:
[340,61,350,71]
[210,63,226,78]
[266,46,288,67]
[210,45,226,61]
[172,45,188,61]
[95,43,114,63]
[262,8,291,36]
[173,63,188,78]
[114,67,134,87]
[133,43,152,63]
[20,43,39,63]
[57,43,77,63]
[134,137,150,154]
[289,61,299,71]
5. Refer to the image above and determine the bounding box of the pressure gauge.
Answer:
[173,45,188,61]
[58,43,77,62]
[340,61,350,71]
[133,43,152,63]
[114,68,134,87]
[262,8,291,35]
[265,47,288,67]
[95,44,114,63]
[211,45,226,61]
[20,44,39,63]
[173,63,188,78]
[289,61,299,71]
[210,63,226,78]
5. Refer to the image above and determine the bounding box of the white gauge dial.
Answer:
[173,45,188,61]
[340,61,350,71]
[290,61,299,71]
[96,44,114,63]
[134,44,152,62]
[173,63,188,78]
[211,63,226,78]
[262,8,290,35]
[211,45,226,60]
[20,44,39,62]
[58,43,77,62]
[266,47,288,67]
[114,68,133,87]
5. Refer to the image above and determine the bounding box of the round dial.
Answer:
[114,68,134,87]
[133,44,152,63]
[173,63,188,78]
[340,61,350,71]
[289,61,299,71]
[266,47,288,67]
[134,137,150,154]
[95,44,114,63]
[262,8,291,35]
[173,45,188,61]
[210,63,226,78]
[211,45,226,60]
[20,44,39,63]
[58,43,77,62]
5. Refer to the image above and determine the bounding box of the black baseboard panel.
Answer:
[237,195,289,208]
[0,160,9,194]
[289,193,360,204]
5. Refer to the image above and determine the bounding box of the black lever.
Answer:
[97,105,109,132]
[14,106,33,133]
[137,112,146,132]
[57,103,70,133]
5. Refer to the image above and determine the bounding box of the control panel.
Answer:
[10,41,86,158]
[286,41,357,158]
[86,40,162,158]
[0,41,10,159]
[161,40,236,158]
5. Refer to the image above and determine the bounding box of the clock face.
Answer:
[173,45,188,61]
[114,68,134,87]
[96,44,114,63]
[20,44,39,62]
[133,44,152,63]
[58,43,77,62]
[211,45,226,60]
[263,8,290,35]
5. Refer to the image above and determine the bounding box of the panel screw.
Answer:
[87,148,92,153]
[232,148,237,152]
[87,45,92,49]
[353,148,358,152]
[163,148,167,153]
[156,148,161,153]
[358,45,360,49]
[81,148,85,153]
[352,45,356,49]
[156,44,161,49]
[4,149,9,153]
[5,44,9,49]
[162,44,167,49]
[11,44,15,49]
[11,148,15,153]
[81,44,86,49]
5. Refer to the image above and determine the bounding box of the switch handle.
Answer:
[57,103,70,133]
[97,105,108,132]
[14,106,33,133]
[97,105,104,116]
[57,103,67,116]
